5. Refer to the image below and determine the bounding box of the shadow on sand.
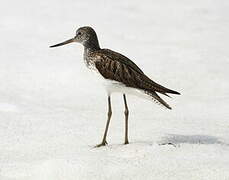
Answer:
[159,134,228,146]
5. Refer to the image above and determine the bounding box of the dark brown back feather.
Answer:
[93,49,180,109]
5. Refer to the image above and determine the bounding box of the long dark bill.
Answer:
[50,38,75,48]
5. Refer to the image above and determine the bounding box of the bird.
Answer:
[50,26,180,147]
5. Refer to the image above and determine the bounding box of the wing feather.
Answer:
[93,49,180,109]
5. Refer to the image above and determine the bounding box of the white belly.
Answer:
[89,69,152,101]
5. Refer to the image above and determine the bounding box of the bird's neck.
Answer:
[83,45,99,68]
[83,36,100,61]
[84,46,98,60]
[84,46,99,54]
[83,35,100,51]
[83,40,100,58]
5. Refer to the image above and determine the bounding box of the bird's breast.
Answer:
[83,53,95,69]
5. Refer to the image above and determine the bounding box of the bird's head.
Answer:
[50,26,100,49]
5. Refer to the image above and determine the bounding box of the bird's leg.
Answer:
[95,95,112,147]
[123,94,129,145]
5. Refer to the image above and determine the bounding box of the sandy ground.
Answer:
[0,0,229,179]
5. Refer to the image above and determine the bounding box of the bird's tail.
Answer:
[142,76,181,97]
[144,91,172,110]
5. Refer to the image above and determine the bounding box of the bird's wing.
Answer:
[100,49,144,75]
[94,49,180,95]
[93,49,180,109]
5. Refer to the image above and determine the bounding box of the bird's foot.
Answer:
[94,141,108,148]
[124,140,129,145]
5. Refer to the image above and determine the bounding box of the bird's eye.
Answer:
[78,32,82,36]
